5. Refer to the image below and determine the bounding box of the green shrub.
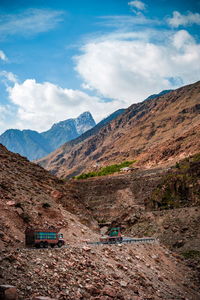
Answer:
[182,250,200,259]
[75,160,136,179]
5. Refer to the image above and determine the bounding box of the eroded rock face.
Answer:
[0,244,199,300]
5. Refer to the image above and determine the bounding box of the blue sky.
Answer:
[0,0,200,133]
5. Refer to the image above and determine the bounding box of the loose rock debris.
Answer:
[0,243,199,300]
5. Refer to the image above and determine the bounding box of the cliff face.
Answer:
[146,153,200,210]
[38,81,200,179]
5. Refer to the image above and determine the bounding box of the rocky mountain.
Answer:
[38,81,200,178]
[0,129,51,161]
[0,111,96,161]
[41,111,96,150]
[55,109,125,152]
[74,111,96,135]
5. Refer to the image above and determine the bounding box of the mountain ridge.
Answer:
[38,81,200,178]
[0,111,96,161]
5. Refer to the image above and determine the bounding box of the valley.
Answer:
[0,81,200,300]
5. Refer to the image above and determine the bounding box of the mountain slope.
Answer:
[0,111,96,161]
[69,153,200,254]
[0,144,97,249]
[144,89,172,101]
[0,129,51,161]
[38,81,200,178]
[0,148,200,299]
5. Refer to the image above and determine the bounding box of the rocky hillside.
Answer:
[69,153,200,257]
[1,243,199,300]
[38,81,200,178]
[0,147,200,299]
[146,153,200,210]
[128,153,200,254]
[71,167,168,223]
[0,111,96,161]
[0,144,98,249]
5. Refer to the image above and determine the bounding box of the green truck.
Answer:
[100,227,123,243]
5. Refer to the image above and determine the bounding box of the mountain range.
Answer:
[38,81,200,178]
[0,89,171,162]
[0,82,200,299]
[0,111,96,160]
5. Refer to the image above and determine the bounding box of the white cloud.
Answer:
[0,50,7,61]
[0,9,64,39]
[6,79,125,132]
[172,30,194,49]
[128,1,146,11]
[98,15,160,29]
[168,11,200,27]
[0,71,18,83]
[75,30,200,103]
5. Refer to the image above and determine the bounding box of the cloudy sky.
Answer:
[0,0,200,133]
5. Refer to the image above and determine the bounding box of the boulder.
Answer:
[0,285,18,300]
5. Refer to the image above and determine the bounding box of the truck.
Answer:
[100,226,123,243]
[25,227,65,248]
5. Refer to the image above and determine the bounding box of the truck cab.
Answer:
[100,226,123,243]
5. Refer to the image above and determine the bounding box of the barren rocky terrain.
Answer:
[1,144,200,299]
[38,81,200,179]
[70,154,200,254]
[0,80,200,299]
[1,243,200,300]
[70,168,168,222]
[0,144,98,250]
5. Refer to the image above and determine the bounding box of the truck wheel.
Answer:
[50,244,55,248]
[39,242,44,248]
[44,242,48,248]
[57,241,62,248]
